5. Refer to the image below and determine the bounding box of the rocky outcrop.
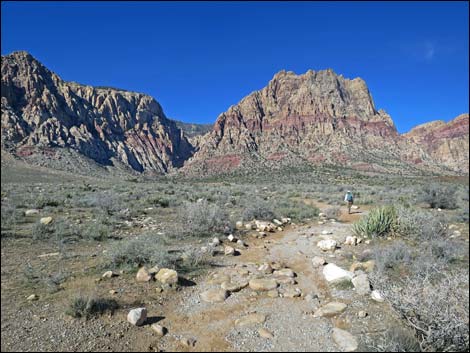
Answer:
[182,69,468,175]
[403,114,469,173]
[1,51,194,173]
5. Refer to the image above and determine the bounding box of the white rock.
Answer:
[40,217,53,225]
[236,221,244,230]
[212,237,221,246]
[24,209,40,216]
[151,324,167,336]
[311,256,326,267]
[371,290,385,302]
[321,230,333,235]
[332,328,358,352]
[155,269,178,285]
[317,239,337,251]
[102,271,117,279]
[127,308,147,326]
[323,263,353,283]
[227,234,236,242]
[27,294,38,301]
[352,274,371,294]
[224,246,235,256]
[273,219,283,226]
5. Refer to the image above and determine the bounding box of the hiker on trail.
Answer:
[344,190,354,214]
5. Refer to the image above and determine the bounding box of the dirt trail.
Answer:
[144,203,396,352]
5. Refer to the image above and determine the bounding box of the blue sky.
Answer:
[1,1,468,132]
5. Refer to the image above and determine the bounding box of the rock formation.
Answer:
[1,51,194,173]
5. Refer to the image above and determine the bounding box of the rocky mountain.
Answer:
[182,69,468,175]
[2,51,468,176]
[1,51,194,174]
[403,114,469,173]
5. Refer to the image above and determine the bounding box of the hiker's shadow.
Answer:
[178,277,197,287]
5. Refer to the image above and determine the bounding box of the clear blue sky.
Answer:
[2,1,468,132]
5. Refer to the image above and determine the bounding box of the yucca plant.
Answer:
[352,205,397,238]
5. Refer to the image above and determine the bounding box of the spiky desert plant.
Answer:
[352,206,397,238]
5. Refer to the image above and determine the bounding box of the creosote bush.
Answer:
[180,199,231,237]
[66,295,119,319]
[420,183,458,209]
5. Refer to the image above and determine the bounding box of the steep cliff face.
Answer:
[1,51,194,173]
[403,114,469,173]
[183,69,435,175]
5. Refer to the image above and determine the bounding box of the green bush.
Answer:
[420,184,458,209]
[66,295,118,319]
[242,198,277,221]
[107,234,173,268]
[352,206,397,238]
[180,200,231,237]
[275,199,319,222]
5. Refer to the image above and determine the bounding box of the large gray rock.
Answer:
[332,328,358,352]
[323,263,353,283]
[200,288,229,303]
[313,302,347,317]
[235,313,266,327]
[317,239,337,251]
[352,274,371,295]
[127,308,147,326]
[249,278,278,291]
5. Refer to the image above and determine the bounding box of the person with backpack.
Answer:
[344,190,354,214]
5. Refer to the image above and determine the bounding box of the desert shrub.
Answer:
[80,216,112,241]
[175,248,211,274]
[352,206,397,238]
[180,200,231,237]
[370,268,469,352]
[1,203,20,234]
[362,326,420,352]
[395,205,448,241]
[66,295,119,319]
[324,206,341,219]
[373,241,413,275]
[420,184,458,209]
[147,195,170,208]
[33,194,61,209]
[275,199,319,222]
[107,234,173,268]
[242,198,277,221]
[31,221,53,240]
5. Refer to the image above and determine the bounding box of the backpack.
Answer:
[346,193,353,202]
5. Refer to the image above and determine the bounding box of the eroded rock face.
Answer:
[1,51,194,173]
[403,114,469,173]
[182,69,468,175]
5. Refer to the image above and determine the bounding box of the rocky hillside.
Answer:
[403,114,469,173]
[1,51,194,174]
[182,69,468,175]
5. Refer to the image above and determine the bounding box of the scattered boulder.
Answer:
[312,256,326,268]
[281,217,291,224]
[148,266,160,275]
[371,290,385,302]
[208,273,231,285]
[313,302,347,317]
[258,328,274,339]
[317,239,337,251]
[235,313,266,327]
[273,268,295,278]
[181,337,197,347]
[267,289,279,298]
[237,239,247,247]
[40,217,53,225]
[155,269,178,285]
[151,323,167,336]
[212,237,221,246]
[102,271,118,279]
[275,277,296,285]
[351,205,359,210]
[227,234,237,242]
[221,281,248,292]
[224,246,235,256]
[352,274,371,295]
[282,288,302,298]
[249,278,278,291]
[258,263,274,274]
[127,308,147,326]
[321,230,332,235]
[200,288,229,303]
[27,294,38,301]
[236,221,244,230]
[245,223,255,230]
[332,328,358,352]
[344,236,358,246]
[24,209,40,216]
[136,267,152,282]
[273,219,283,226]
[358,310,368,318]
[323,264,353,283]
